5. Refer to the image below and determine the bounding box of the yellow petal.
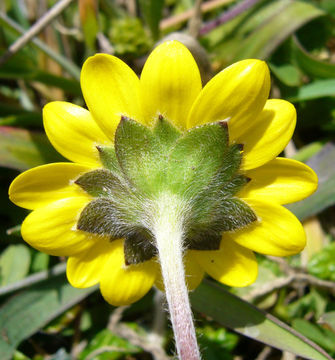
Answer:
[9,163,90,210]
[193,236,258,287]
[43,102,110,166]
[235,99,296,170]
[21,197,97,256]
[155,251,204,291]
[100,239,157,306]
[67,237,112,288]
[140,40,202,129]
[81,54,142,139]
[187,59,270,134]
[239,158,318,204]
[232,199,306,256]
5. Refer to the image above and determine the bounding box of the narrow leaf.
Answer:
[0,245,31,286]
[79,0,99,50]
[0,274,96,360]
[292,319,335,353]
[269,63,302,87]
[0,126,64,170]
[234,0,325,60]
[138,0,164,40]
[319,311,335,332]
[288,79,335,102]
[292,36,335,79]
[287,143,335,220]
[191,280,333,360]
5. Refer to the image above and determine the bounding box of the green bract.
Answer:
[75,116,256,265]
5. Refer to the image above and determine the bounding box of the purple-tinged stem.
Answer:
[199,0,261,36]
[153,194,201,360]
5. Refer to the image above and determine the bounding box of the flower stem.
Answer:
[153,195,201,360]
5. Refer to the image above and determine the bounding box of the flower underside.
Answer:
[75,115,257,265]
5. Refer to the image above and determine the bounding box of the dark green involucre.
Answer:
[75,116,256,265]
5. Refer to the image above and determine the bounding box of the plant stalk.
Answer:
[153,195,201,360]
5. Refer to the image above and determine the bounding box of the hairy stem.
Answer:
[153,195,201,360]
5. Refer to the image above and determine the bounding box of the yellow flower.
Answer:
[9,41,317,306]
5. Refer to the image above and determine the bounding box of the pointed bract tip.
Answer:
[218,121,228,130]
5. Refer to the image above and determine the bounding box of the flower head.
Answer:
[9,41,317,306]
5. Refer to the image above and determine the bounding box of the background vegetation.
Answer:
[1,0,335,359]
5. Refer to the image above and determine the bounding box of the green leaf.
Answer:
[0,274,96,360]
[197,326,238,360]
[287,143,335,220]
[308,243,335,282]
[79,328,141,360]
[49,349,72,360]
[269,63,302,87]
[0,57,81,95]
[0,245,31,286]
[32,72,81,96]
[0,263,66,298]
[293,142,325,163]
[319,311,335,332]
[191,280,333,360]
[233,0,325,60]
[12,351,30,360]
[291,36,335,79]
[0,103,42,127]
[138,0,164,40]
[289,79,335,102]
[79,0,99,50]
[31,252,49,273]
[292,319,335,353]
[0,126,64,170]
[286,289,328,322]
[0,113,41,128]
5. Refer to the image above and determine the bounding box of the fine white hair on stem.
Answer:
[151,192,201,360]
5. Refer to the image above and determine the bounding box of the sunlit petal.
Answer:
[233,99,296,170]
[232,199,306,256]
[81,54,142,139]
[193,236,258,287]
[239,158,318,204]
[100,239,157,306]
[21,197,97,256]
[187,59,270,135]
[44,102,110,166]
[141,40,202,129]
[9,163,90,210]
[67,237,113,288]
